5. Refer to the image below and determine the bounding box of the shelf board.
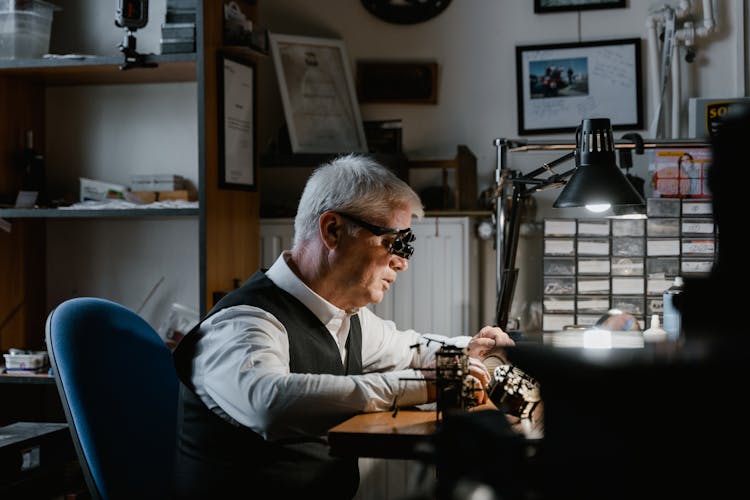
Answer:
[260,152,406,168]
[0,370,54,385]
[0,207,199,218]
[0,53,197,85]
[424,210,492,217]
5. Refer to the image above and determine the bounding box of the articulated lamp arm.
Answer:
[493,142,578,329]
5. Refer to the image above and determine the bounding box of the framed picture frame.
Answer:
[356,61,438,104]
[534,0,626,14]
[269,32,368,153]
[218,52,257,190]
[515,38,643,135]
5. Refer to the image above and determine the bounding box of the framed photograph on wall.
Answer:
[218,53,257,190]
[534,0,626,14]
[515,38,643,135]
[269,32,368,153]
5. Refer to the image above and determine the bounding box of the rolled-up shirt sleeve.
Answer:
[192,304,447,441]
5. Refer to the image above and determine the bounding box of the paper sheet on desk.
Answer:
[43,54,98,60]
[57,200,199,210]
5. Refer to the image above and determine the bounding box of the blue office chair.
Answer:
[45,297,179,499]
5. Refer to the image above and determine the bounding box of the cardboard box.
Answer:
[130,174,184,192]
[127,191,158,204]
[79,177,126,202]
[158,190,195,201]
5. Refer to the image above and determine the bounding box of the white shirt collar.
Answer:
[265,251,351,330]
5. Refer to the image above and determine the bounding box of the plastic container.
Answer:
[662,276,684,341]
[0,0,60,59]
[3,349,48,372]
[642,314,668,343]
[157,302,199,349]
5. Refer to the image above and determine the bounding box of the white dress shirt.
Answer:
[189,252,462,441]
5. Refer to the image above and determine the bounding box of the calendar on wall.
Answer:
[541,197,716,332]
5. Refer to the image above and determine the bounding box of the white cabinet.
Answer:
[369,217,474,336]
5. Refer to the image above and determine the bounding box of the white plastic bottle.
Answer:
[642,314,668,343]
[662,276,684,342]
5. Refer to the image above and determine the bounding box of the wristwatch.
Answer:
[360,0,452,25]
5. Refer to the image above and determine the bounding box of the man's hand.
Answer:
[466,356,491,405]
[465,326,515,405]
[466,325,515,361]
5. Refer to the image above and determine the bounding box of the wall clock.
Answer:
[361,0,452,25]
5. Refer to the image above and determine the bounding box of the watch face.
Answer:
[361,0,452,25]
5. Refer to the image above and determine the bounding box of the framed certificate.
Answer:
[218,53,257,190]
[269,33,368,153]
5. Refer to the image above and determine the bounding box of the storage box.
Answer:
[161,22,195,39]
[3,350,48,372]
[0,0,60,59]
[127,191,158,204]
[130,174,184,192]
[157,189,195,201]
[0,422,73,485]
[80,177,127,202]
[160,38,195,54]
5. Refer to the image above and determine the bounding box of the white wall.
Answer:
[44,81,200,329]
[44,0,199,329]
[258,0,747,333]
[40,1,748,333]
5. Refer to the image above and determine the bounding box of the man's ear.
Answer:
[319,211,342,250]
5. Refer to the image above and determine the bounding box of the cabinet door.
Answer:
[369,217,470,336]
[259,218,295,269]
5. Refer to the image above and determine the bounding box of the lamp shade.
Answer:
[553,118,646,209]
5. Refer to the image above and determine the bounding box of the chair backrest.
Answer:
[45,297,179,499]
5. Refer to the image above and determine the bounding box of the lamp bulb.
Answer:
[585,203,611,213]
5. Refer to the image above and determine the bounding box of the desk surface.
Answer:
[328,408,438,460]
[328,403,542,460]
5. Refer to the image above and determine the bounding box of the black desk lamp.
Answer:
[493,118,645,329]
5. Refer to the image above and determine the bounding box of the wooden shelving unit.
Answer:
[0,53,196,84]
[0,207,199,218]
[0,1,263,351]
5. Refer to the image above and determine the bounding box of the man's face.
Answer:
[332,206,413,310]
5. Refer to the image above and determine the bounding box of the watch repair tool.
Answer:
[435,345,481,417]
[486,364,541,420]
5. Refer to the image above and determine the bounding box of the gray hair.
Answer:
[293,154,424,247]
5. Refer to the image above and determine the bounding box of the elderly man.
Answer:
[173,154,514,499]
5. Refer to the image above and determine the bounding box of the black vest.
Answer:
[173,271,363,499]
